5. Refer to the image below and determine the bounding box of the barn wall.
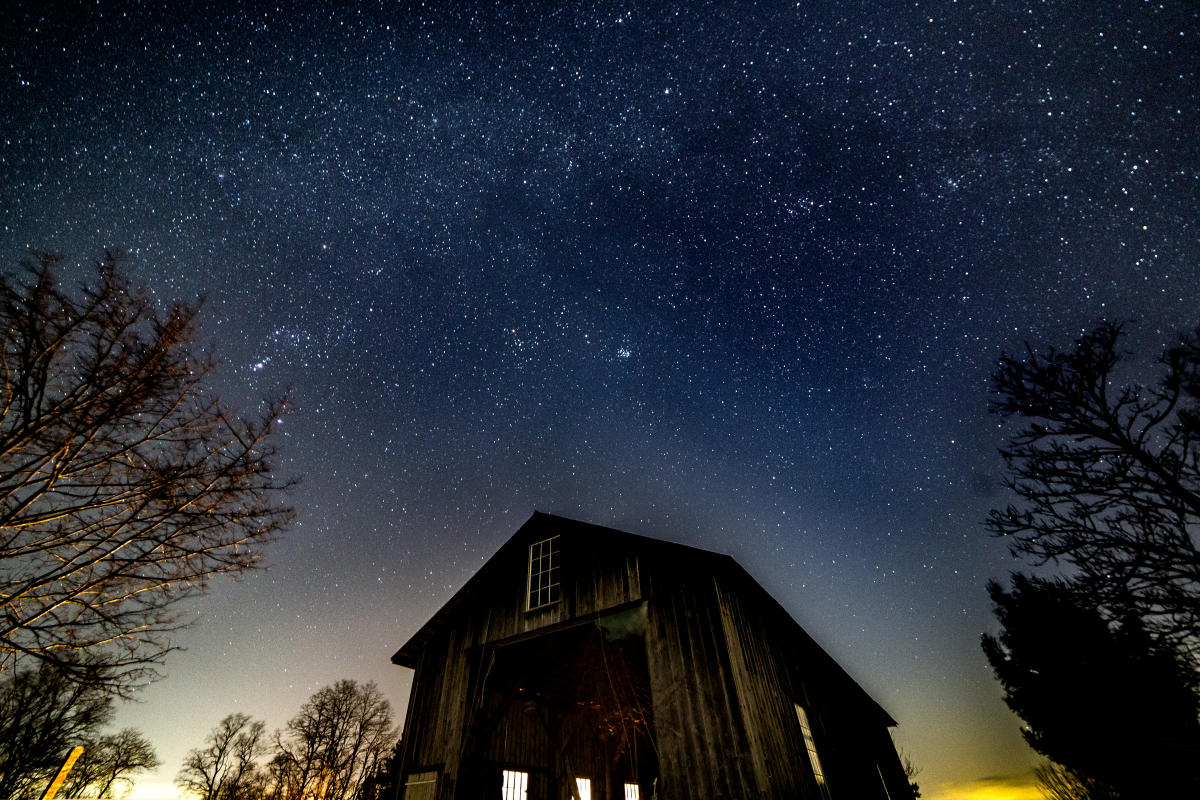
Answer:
[715,571,912,800]
[640,552,761,799]
[397,623,474,788]
[714,578,809,797]
[398,521,647,799]
[457,530,645,642]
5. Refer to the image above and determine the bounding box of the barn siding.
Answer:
[642,552,760,798]
[715,579,792,796]
[397,521,649,798]
[394,514,911,800]
[714,570,912,800]
[715,576,827,798]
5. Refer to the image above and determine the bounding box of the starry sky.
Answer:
[2,1,1197,798]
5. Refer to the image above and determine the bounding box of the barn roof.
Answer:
[391,511,897,726]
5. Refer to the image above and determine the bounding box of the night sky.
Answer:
[2,1,1197,797]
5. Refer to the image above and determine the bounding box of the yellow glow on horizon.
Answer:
[129,783,184,800]
[132,774,1042,800]
[132,773,1041,800]
[924,775,1042,800]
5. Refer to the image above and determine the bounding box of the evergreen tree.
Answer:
[983,575,1200,797]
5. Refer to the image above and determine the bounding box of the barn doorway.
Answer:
[459,610,658,800]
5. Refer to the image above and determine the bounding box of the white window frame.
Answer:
[527,535,561,610]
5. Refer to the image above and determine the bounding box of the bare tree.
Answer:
[177,713,269,800]
[899,751,921,799]
[61,727,160,799]
[0,254,292,693]
[1034,761,1120,800]
[988,321,1200,656]
[271,680,399,800]
[0,663,114,799]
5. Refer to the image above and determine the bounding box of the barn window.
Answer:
[575,777,592,800]
[623,783,640,800]
[403,770,437,800]
[527,535,561,610]
[794,704,832,799]
[501,769,528,800]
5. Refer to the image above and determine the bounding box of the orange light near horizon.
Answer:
[923,777,1042,800]
[39,746,84,800]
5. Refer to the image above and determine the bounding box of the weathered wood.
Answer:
[392,512,913,800]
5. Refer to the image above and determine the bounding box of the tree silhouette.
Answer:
[0,254,292,693]
[1033,761,1120,800]
[0,662,157,800]
[270,680,398,800]
[176,683,399,800]
[982,574,1200,797]
[176,713,269,800]
[61,727,160,799]
[988,321,1200,657]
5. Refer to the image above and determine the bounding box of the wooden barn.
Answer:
[392,512,914,800]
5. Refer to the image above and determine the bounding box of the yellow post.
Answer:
[39,745,84,800]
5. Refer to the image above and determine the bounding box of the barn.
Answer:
[392,512,914,800]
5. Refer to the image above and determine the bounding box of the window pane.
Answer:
[795,704,831,799]
[527,535,561,609]
[575,777,592,800]
[502,770,528,800]
[624,783,640,800]
[404,771,437,800]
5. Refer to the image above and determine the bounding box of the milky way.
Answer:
[2,2,1196,796]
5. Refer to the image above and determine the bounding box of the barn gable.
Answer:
[392,512,912,800]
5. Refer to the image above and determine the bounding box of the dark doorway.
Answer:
[458,614,658,800]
